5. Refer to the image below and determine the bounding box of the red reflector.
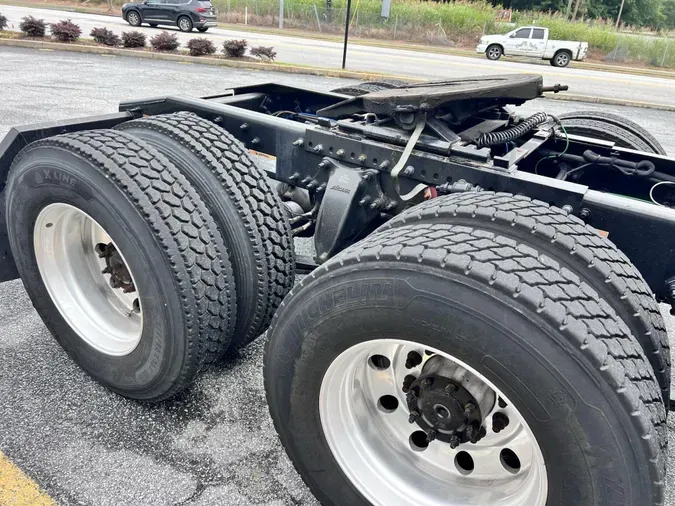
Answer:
[195,7,207,12]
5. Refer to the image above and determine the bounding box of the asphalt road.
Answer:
[3,4,675,108]
[0,46,674,505]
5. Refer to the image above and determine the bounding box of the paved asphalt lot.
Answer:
[1,46,675,505]
[3,4,675,108]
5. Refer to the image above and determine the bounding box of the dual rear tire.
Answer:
[6,117,294,401]
[264,194,668,506]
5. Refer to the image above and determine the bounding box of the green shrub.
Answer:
[187,37,216,56]
[91,27,121,46]
[50,19,81,42]
[150,31,179,51]
[19,16,46,37]
[222,38,247,57]
[122,30,146,48]
[0,13,8,31]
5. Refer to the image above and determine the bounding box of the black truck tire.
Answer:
[382,192,671,404]
[118,112,295,351]
[6,130,234,401]
[558,110,667,155]
[265,223,666,506]
[331,80,411,97]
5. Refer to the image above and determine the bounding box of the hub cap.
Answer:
[556,53,569,66]
[34,203,143,356]
[488,47,501,59]
[128,12,139,24]
[319,339,547,506]
[179,18,191,30]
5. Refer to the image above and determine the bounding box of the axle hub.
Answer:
[405,355,490,447]
[96,242,136,293]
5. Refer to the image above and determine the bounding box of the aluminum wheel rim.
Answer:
[319,339,547,506]
[34,203,143,356]
[556,54,569,66]
[488,47,500,59]
[128,12,139,24]
[179,18,190,30]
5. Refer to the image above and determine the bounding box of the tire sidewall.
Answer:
[266,264,653,506]
[7,146,188,399]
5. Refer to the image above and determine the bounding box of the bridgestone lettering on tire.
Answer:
[118,112,295,351]
[6,130,234,401]
[265,224,666,506]
[382,192,671,405]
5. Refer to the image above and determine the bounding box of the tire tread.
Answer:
[20,129,234,399]
[382,192,671,403]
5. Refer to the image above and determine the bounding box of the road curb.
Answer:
[2,38,675,112]
[0,38,393,80]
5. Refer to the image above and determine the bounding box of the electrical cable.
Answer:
[477,112,548,147]
[559,162,591,180]
[534,118,569,174]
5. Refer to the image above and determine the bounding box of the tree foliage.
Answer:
[494,0,674,28]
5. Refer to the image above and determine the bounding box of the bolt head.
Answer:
[426,429,437,443]
[444,383,458,393]
[408,411,419,424]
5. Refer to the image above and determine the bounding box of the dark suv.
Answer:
[122,0,217,32]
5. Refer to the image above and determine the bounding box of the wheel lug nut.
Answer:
[444,383,457,393]
[463,403,475,417]
[406,390,418,404]
[426,429,437,443]
[408,411,419,424]
[449,435,460,449]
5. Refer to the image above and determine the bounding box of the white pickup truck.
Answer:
[476,26,588,67]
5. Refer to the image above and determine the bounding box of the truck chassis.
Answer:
[0,74,670,505]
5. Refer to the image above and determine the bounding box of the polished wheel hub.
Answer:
[405,355,489,447]
[319,339,547,506]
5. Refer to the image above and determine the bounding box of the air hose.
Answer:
[476,112,549,147]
